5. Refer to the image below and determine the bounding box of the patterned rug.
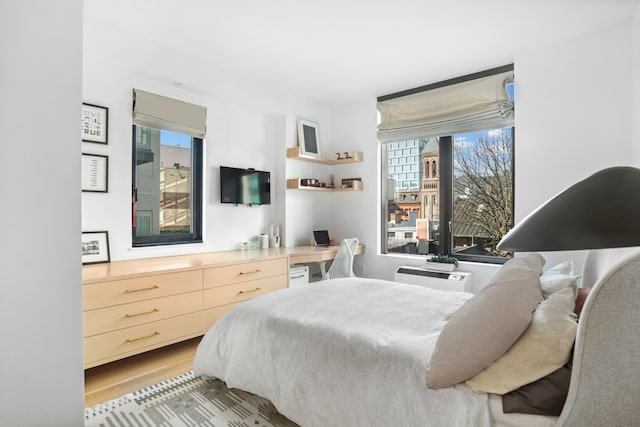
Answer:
[85,371,299,427]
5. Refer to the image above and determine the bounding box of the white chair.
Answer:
[325,238,359,279]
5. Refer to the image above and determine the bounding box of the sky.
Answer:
[160,129,191,148]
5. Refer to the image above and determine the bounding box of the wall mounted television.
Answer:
[220,166,271,206]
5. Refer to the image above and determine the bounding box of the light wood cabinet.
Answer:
[201,257,288,330]
[83,250,288,369]
[83,270,202,311]
[203,258,288,288]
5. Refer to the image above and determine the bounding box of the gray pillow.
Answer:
[426,253,544,389]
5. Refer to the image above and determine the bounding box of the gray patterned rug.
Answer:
[85,371,299,427]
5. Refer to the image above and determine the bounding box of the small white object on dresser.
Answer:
[394,266,471,292]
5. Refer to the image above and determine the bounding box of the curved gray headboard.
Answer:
[556,248,640,426]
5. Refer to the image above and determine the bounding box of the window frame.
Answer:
[380,132,513,265]
[131,125,204,247]
[379,65,515,264]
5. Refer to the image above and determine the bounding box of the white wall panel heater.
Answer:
[394,266,471,292]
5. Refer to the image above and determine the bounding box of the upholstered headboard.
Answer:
[556,248,640,426]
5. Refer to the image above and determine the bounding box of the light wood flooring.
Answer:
[84,337,201,407]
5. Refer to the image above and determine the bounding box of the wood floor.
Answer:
[84,337,201,407]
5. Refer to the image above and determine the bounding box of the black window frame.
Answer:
[441,131,515,265]
[379,65,514,265]
[131,125,203,247]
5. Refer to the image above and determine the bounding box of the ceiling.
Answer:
[84,0,638,108]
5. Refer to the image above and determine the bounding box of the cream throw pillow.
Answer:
[465,287,578,394]
[426,254,544,389]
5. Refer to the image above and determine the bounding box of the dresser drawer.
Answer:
[203,258,287,288]
[84,311,203,368]
[84,291,202,337]
[203,275,287,309]
[202,302,243,331]
[84,270,202,310]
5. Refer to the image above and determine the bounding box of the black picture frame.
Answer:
[81,231,111,265]
[82,102,109,144]
[82,153,109,193]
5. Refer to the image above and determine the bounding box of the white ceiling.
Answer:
[84,0,638,107]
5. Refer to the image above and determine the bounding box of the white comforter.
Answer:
[193,277,491,427]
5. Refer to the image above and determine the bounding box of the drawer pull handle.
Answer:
[127,330,160,343]
[239,287,261,294]
[239,269,261,275]
[126,308,160,318]
[125,285,159,293]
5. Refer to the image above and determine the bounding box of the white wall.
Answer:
[0,1,84,426]
[633,2,640,165]
[84,7,637,287]
[514,23,633,269]
[82,15,337,260]
[332,21,635,289]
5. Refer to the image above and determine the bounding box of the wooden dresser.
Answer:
[82,249,289,369]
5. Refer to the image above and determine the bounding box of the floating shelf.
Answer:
[286,146,363,165]
[287,178,363,192]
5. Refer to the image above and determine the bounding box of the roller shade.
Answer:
[377,69,513,143]
[133,89,207,138]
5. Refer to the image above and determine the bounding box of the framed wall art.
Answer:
[297,118,321,158]
[81,231,110,264]
[82,102,109,144]
[82,153,108,193]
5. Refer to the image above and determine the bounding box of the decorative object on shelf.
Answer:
[336,152,342,160]
[341,177,362,188]
[329,174,335,188]
[82,153,109,193]
[300,178,320,187]
[425,254,459,272]
[343,151,352,159]
[287,178,363,192]
[82,231,110,264]
[297,118,321,158]
[287,147,363,165]
[82,102,108,144]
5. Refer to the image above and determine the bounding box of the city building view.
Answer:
[386,129,513,258]
[134,127,193,236]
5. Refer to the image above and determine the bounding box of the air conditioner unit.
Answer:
[394,266,471,292]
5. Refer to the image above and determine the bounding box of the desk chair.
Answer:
[326,238,359,279]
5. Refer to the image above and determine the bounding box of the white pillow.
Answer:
[545,260,575,276]
[540,261,580,298]
[465,287,578,394]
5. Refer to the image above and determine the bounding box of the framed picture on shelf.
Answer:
[82,102,108,144]
[82,153,108,193]
[82,231,110,265]
[297,118,321,158]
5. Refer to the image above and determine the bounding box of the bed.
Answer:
[193,249,640,427]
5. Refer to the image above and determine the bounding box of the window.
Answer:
[131,89,206,247]
[132,126,203,246]
[378,65,514,263]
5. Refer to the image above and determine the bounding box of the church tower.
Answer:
[420,138,439,222]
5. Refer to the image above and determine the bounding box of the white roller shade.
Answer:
[377,70,513,143]
[133,89,207,138]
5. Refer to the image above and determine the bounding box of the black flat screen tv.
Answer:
[220,166,271,206]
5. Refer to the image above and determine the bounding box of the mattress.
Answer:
[194,277,557,427]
